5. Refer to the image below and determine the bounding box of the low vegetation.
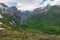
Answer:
[0,29,60,40]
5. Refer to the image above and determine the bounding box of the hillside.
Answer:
[0,3,60,35]
[24,5,60,35]
[0,3,24,31]
[0,3,60,40]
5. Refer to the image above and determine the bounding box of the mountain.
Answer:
[33,4,51,14]
[10,6,32,20]
[24,5,60,34]
[0,3,34,31]
[0,3,60,35]
[0,3,23,31]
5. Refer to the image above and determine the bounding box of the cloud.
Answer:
[52,0,60,5]
[15,0,43,11]
[0,0,43,11]
[43,0,60,6]
[0,0,60,11]
[17,1,41,11]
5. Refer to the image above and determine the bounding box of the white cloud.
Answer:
[52,0,60,5]
[0,0,43,11]
[0,0,60,11]
[16,0,43,11]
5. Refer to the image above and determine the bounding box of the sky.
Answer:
[0,0,60,11]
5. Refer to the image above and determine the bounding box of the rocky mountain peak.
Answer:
[0,3,8,7]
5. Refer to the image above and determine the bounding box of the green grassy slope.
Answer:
[0,5,60,35]
[24,5,60,35]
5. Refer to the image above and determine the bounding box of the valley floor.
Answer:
[0,30,60,40]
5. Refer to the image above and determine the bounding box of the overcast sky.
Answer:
[0,0,60,11]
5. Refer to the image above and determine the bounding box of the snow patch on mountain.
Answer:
[0,14,3,18]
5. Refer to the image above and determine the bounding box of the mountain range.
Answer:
[0,3,60,35]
